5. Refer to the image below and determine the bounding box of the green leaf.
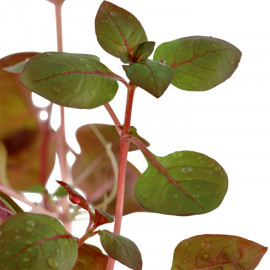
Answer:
[53,186,68,197]
[0,53,56,191]
[132,41,155,62]
[99,230,142,270]
[123,60,173,98]
[95,1,147,58]
[24,184,46,194]
[72,243,108,270]
[0,213,78,270]
[0,191,23,222]
[153,36,241,91]
[72,124,145,215]
[19,52,119,109]
[134,151,228,215]
[171,234,267,270]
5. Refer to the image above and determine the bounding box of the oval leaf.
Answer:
[123,60,173,98]
[0,141,8,187]
[153,36,241,91]
[134,151,228,215]
[171,234,267,270]
[0,213,78,270]
[0,53,56,191]
[72,243,108,270]
[19,52,119,109]
[95,1,147,58]
[72,124,145,215]
[99,230,142,270]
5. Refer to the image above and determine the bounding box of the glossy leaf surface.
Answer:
[123,60,173,98]
[171,234,267,270]
[72,243,108,270]
[132,41,155,62]
[134,151,228,215]
[20,52,119,109]
[95,1,147,58]
[153,36,241,91]
[72,124,145,215]
[0,191,23,223]
[99,230,142,270]
[0,213,78,270]
[0,53,56,190]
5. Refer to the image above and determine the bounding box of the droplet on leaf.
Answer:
[47,258,59,269]
[181,167,193,173]
[23,257,30,263]
[201,242,210,248]
[26,220,35,227]
[52,87,60,95]
[201,253,210,260]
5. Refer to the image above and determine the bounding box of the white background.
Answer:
[1,0,270,269]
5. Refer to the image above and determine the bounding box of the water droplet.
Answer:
[216,190,221,194]
[142,193,149,199]
[196,185,201,189]
[89,90,95,95]
[158,59,166,65]
[52,87,60,95]
[26,220,35,227]
[192,82,197,87]
[214,166,221,172]
[209,170,213,174]
[209,163,215,168]
[181,167,193,173]
[196,156,202,160]
[201,253,210,259]
[15,235,21,240]
[74,88,80,96]
[62,71,68,76]
[27,248,33,252]
[48,258,58,269]
[102,19,108,23]
[229,59,235,65]
[46,52,52,56]
[5,251,11,255]
[26,227,33,232]
[15,229,20,233]
[182,259,187,263]
[202,242,210,248]
[23,257,30,263]
[128,15,133,19]
[110,11,117,16]
[173,194,179,199]
[192,193,200,198]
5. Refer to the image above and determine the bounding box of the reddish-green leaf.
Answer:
[72,124,145,215]
[171,234,267,270]
[0,213,78,270]
[99,230,142,270]
[0,191,23,223]
[93,209,114,228]
[56,180,90,212]
[0,53,56,191]
[72,243,108,270]
[95,1,147,58]
[153,36,241,91]
[134,151,228,215]
[19,52,119,109]
[132,41,155,62]
[123,59,173,98]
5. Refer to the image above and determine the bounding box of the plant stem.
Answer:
[106,83,136,270]
[0,185,58,217]
[104,103,122,135]
[53,1,71,231]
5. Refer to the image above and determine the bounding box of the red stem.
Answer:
[54,2,72,231]
[106,84,136,270]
